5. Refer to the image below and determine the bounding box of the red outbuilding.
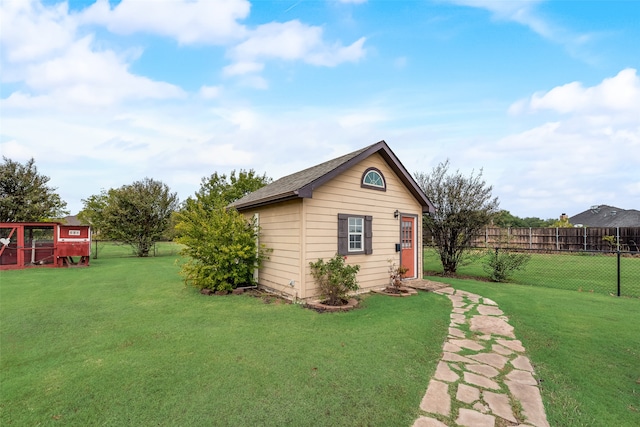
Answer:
[0,222,91,270]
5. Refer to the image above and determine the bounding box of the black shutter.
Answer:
[364,215,373,255]
[337,214,348,255]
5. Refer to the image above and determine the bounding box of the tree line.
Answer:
[2,155,554,285]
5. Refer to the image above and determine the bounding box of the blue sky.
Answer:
[1,0,639,219]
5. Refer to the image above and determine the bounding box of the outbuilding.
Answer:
[230,140,434,300]
[0,222,91,270]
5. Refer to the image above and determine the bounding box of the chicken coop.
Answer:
[0,222,91,270]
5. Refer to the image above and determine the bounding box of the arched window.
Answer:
[361,167,386,191]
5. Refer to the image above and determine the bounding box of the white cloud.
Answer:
[222,61,265,77]
[226,20,366,74]
[4,36,185,109]
[0,139,36,161]
[1,1,187,109]
[0,0,76,64]
[444,0,550,37]
[199,85,222,99]
[626,182,640,196]
[79,0,250,45]
[484,69,640,216]
[443,0,593,58]
[523,68,640,115]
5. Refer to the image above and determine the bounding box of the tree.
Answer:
[77,190,109,234]
[0,157,68,221]
[187,169,272,210]
[493,210,527,228]
[521,217,555,227]
[81,178,179,257]
[175,169,272,291]
[549,216,573,228]
[493,210,555,228]
[415,159,499,275]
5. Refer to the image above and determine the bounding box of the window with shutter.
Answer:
[338,214,372,255]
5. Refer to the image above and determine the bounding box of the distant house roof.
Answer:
[62,215,83,226]
[570,205,640,227]
[229,140,435,213]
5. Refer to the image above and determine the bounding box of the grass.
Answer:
[4,243,639,425]
[427,276,640,426]
[424,247,640,297]
[0,245,451,426]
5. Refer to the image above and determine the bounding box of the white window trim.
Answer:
[348,217,364,252]
[361,167,386,191]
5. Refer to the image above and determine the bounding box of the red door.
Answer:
[401,216,416,278]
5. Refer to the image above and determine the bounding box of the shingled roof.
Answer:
[229,140,434,213]
[570,205,640,227]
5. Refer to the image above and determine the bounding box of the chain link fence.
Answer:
[423,247,640,298]
[90,240,182,259]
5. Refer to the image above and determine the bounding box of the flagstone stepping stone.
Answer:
[412,416,448,427]
[477,305,504,316]
[468,352,509,370]
[442,352,476,364]
[455,408,495,427]
[496,339,525,352]
[482,297,498,305]
[435,287,455,294]
[449,296,465,307]
[464,371,500,390]
[466,363,500,378]
[449,338,485,351]
[443,341,462,353]
[451,313,466,324]
[492,343,513,356]
[473,402,490,413]
[420,379,450,416]
[483,391,517,423]
[456,383,480,404]
[506,369,538,386]
[505,381,550,427]
[452,307,468,314]
[470,315,515,338]
[457,291,481,303]
[511,355,534,372]
[448,327,466,338]
[434,361,459,382]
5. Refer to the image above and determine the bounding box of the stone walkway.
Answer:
[408,283,550,427]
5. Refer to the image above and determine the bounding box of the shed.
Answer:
[229,140,434,300]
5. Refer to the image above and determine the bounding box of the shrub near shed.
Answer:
[176,204,270,292]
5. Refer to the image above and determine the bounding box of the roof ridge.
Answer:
[229,140,433,212]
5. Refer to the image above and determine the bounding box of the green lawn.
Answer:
[3,245,639,426]
[1,248,450,426]
[424,247,640,297]
[427,276,640,427]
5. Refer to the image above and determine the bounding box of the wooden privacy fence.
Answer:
[424,227,640,252]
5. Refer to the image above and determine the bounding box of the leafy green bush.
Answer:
[309,254,360,305]
[176,203,270,292]
[482,248,531,282]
